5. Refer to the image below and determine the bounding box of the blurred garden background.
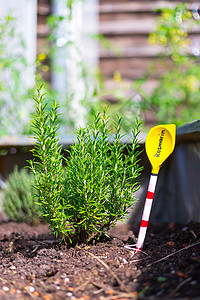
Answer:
[1,0,200,138]
[0,0,200,221]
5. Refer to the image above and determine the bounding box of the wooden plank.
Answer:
[37,38,47,53]
[99,19,155,35]
[0,135,75,149]
[0,133,145,149]
[100,43,197,58]
[99,35,150,51]
[100,0,193,4]
[38,3,51,16]
[102,78,159,95]
[37,23,50,38]
[104,33,200,47]
[100,19,200,36]
[99,57,171,79]
[99,12,156,22]
[99,1,180,14]
[100,45,162,58]
[38,0,51,4]
[37,15,49,26]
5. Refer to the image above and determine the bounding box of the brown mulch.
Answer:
[0,221,199,300]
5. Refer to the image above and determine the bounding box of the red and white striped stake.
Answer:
[135,173,158,252]
[134,124,176,253]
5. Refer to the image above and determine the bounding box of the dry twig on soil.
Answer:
[144,240,200,269]
[76,246,129,293]
[92,282,138,299]
[170,277,192,296]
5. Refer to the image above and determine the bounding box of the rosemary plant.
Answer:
[2,166,39,223]
[29,86,142,244]
[29,87,65,235]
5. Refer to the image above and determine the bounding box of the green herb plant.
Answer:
[134,3,200,126]
[2,166,40,223]
[29,86,142,244]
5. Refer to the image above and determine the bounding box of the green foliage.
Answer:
[29,87,64,232]
[29,86,142,244]
[148,4,193,57]
[64,108,142,243]
[66,0,85,20]
[38,1,134,133]
[0,14,33,136]
[99,71,142,132]
[38,2,92,132]
[2,166,40,223]
[134,4,200,125]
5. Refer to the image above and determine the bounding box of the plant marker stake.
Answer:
[135,124,176,253]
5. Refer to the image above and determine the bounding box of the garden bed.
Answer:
[0,221,199,299]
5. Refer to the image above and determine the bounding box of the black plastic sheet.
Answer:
[129,120,200,232]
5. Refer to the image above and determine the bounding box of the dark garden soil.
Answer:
[0,221,199,300]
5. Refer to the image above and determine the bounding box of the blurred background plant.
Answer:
[2,166,40,224]
[38,1,200,131]
[0,14,34,136]
[36,0,137,133]
[35,0,101,133]
[1,1,200,137]
[133,3,200,126]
